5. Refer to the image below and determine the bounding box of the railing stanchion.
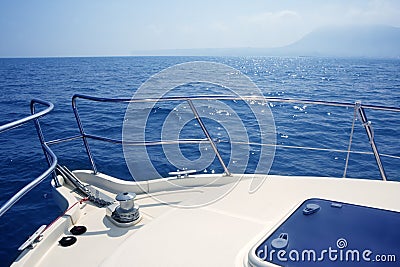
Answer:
[72,96,98,174]
[357,104,387,181]
[186,99,231,176]
[30,100,60,187]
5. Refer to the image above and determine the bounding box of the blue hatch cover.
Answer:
[253,198,400,266]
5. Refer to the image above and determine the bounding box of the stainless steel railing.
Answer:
[67,94,400,181]
[71,94,231,176]
[0,99,57,217]
[1,94,399,217]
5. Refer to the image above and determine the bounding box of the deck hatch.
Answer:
[249,198,400,266]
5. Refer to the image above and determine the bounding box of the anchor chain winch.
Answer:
[107,192,142,227]
[112,192,140,222]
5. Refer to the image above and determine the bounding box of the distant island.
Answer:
[132,25,400,58]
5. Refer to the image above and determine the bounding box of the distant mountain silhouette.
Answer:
[132,25,400,58]
[279,25,400,58]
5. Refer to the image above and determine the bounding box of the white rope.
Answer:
[343,102,360,178]
[227,140,400,159]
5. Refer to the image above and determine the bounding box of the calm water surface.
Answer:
[0,56,399,266]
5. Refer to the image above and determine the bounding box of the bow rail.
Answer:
[68,94,400,181]
[0,99,57,217]
[2,95,400,217]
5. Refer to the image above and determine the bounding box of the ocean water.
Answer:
[0,56,399,266]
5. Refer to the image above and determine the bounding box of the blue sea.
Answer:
[0,56,399,266]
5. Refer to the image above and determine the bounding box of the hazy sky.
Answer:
[1,0,400,57]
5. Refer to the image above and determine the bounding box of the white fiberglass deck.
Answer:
[13,172,400,267]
